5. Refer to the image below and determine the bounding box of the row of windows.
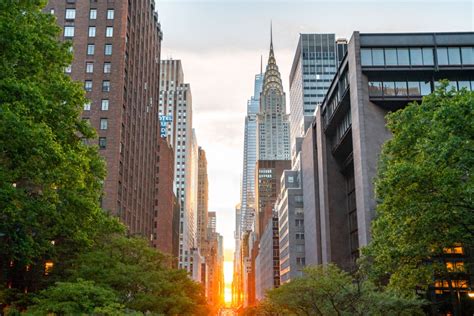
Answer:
[368,81,432,97]
[362,47,474,67]
[84,62,112,74]
[87,44,113,56]
[84,80,110,92]
[84,99,109,111]
[64,26,113,38]
[64,8,114,20]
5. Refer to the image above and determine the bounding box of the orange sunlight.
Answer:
[224,261,233,303]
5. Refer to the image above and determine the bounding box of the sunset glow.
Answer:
[224,261,233,303]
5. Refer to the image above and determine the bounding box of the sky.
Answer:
[157,0,473,255]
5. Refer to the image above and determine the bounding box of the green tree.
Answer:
[0,0,121,304]
[364,84,474,295]
[257,264,423,316]
[69,234,209,315]
[26,279,125,315]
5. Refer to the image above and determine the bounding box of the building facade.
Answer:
[257,32,291,161]
[45,0,163,238]
[301,32,474,275]
[159,60,197,270]
[153,137,179,260]
[276,170,305,284]
[240,70,264,234]
[197,147,209,250]
[289,34,345,161]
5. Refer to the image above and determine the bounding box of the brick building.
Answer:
[45,0,163,238]
[153,137,179,260]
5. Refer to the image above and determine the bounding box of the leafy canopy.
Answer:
[253,264,424,316]
[364,83,474,294]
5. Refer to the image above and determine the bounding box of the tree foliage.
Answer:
[364,83,474,294]
[68,234,209,315]
[26,279,124,316]
[0,0,114,271]
[0,2,210,315]
[253,264,423,316]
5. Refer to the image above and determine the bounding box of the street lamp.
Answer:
[468,288,474,299]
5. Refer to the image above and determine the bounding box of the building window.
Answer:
[89,9,97,20]
[65,65,72,73]
[383,48,397,66]
[100,118,108,130]
[395,81,408,96]
[448,47,461,65]
[65,9,76,19]
[437,48,449,65]
[103,62,111,73]
[407,81,421,95]
[106,27,113,38]
[422,48,434,65]
[104,44,112,55]
[372,49,384,66]
[420,81,432,95]
[99,137,107,149]
[397,48,410,65]
[50,9,55,15]
[86,62,94,73]
[409,48,423,65]
[102,80,110,92]
[84,80,92,91]
[107,9,114,20]
[383,82,396,96]
[84,102,91,111]
[88,26,96,37]
[368,81,383,96]
[461,47,474,64]
[64,26,75,38]
[101,99,109,111]
[87,44,95,55]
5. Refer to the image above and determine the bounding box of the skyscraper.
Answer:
[289,34,346,161]
[44,0,163,238]
[197,147,209,251]
[257,29,291,161]
[159,60,197,270]
[240,66,264,234]
[253,26,292,303]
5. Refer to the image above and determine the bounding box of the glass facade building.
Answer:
[289,34,346,159]
[240,71,264,233]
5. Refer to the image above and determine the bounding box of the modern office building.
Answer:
[276,170,305,284]
[240,68,264,234]
[301,32,474,274]
[257,30,291,161]
[289,34,346,161]
[44,0,163,238]
[159,60,197,270]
